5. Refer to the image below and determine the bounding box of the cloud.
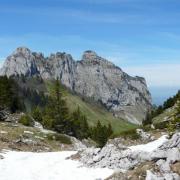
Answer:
[122,64,180,87]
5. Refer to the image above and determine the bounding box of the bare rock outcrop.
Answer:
[78,133,180,179]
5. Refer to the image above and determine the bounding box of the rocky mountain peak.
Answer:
[48,52,73,62]
[13,47,32,57]
[82,50,98,61]
[0,47,152,124]
[32,52,44,59]
[81,50,114,68]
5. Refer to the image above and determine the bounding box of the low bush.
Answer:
[119,128,140,140]
[154,121,169,129]
[141,124,151,132]
[167,118,180,134]
[47,133,72,144]
[19,114,34,126]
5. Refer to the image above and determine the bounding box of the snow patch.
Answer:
[129,135,168,152]
[0,151,113,180]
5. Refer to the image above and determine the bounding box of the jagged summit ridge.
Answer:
[82,50,98,60]
[0,47,152,124]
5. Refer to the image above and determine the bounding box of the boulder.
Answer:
[166,148,180,163]
[136,129,151,141]
[146,170,180,180]
[0,110,9,121]
[156,159,171,173]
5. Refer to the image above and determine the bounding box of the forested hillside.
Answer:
[0,76,136,147]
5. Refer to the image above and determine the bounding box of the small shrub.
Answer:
[154,121,169,129]
[119,129,140,140]
[42,116,54,129]
[141,125,151,132]
[32,107,43,122]
[167,118,180,134]
[19,114,34,126]
[47,133,72,144]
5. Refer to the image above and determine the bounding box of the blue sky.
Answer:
[0,0,180,104]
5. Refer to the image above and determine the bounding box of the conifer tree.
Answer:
[107,123,113,137]
[176,100,180,115]
[143,112,152,126]
[0,76,24,112]
[91,121,113,148]
[43,78,70,133]
[71,106,90,139]
[32,106,43,122]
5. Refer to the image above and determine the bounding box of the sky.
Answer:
[0,0,180,105]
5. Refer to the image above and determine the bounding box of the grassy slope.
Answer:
[0,121,72,151]
[152,106,176,124]
[45,81,137,135]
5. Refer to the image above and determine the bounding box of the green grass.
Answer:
[45,80,137,135]
[0,122,72,151]
[47,134,72,144]
[153,106,176,124]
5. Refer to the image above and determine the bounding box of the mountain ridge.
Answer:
[0,47,152,124]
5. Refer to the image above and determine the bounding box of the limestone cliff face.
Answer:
[0,47,152,124]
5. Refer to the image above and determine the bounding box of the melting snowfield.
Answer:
[0,151,113,180]
[129,135,168,152]
[0,135,169,180]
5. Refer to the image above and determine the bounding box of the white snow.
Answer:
[0,135,169,180]
[0,151,113,180]
[129,135,168,152]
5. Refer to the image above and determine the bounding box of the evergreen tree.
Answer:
[0,76,24,112]
[91,121,113,148]
[42,78,70,133]
[32,106,43,122]
[71,107,90,139]
[176,100,180,115]
[107,123,113,137]
[143,112,152,126]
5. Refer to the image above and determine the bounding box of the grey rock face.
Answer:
[78,133,180,180]
[0,47,40,77]
[79,144,141,170]
[79,133,179,167]
[0,47,152,124]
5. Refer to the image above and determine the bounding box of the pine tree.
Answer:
[107,123,113,137]
[91,121,112,148]
[32,106,43,122]
[0,76,24,112]
[143,112,152,126]
[71,107,90,139]
[42,78,70,133]
[176,100,180,115]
